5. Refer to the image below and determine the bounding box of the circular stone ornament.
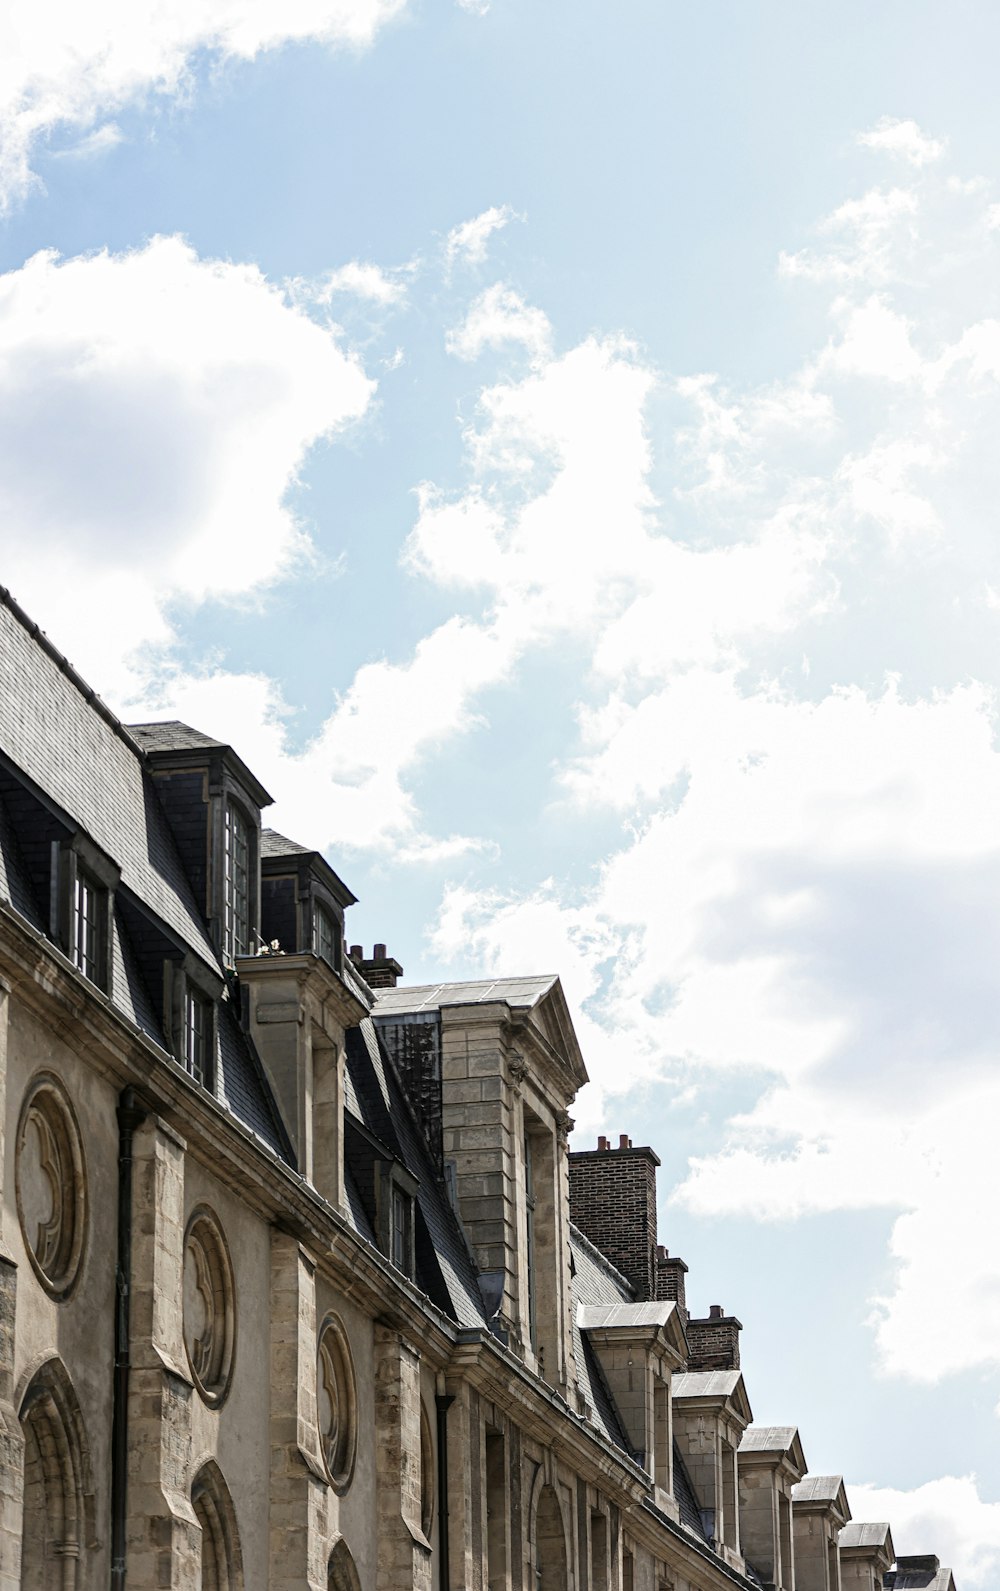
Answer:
[183,1208,237,1406]
[16,1074,87,1300]
[317,1314,357,1493]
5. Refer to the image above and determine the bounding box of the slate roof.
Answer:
[344,1016,486,1329]
[128,721,227,753]
[568,1225,633,1452]
[740,1425,799,1453]
[673,1370,743,1399]
[885,1561,955,1591]
[0,592,292,1162]
[374,975,559,1013]
[840,1522,892,1549]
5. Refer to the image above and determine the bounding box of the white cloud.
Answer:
[0,235,373,692]
[859,116,946,168]
[847,1476,1000,1589]
[312,261,407,305]
[51,121,123,160]
[0,0,406,211]
[780,186,918,285]
[446,283,552,364]
[444,205,519,273]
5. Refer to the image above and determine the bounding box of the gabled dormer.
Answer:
[839,1522,894,1591]
[672,1367,752,1563]
[793,1476,851,1591]
[372,973,587,1392]
[739,1425,808,1591]
[260,829,356,970]
[577,1300,688,1518]
[128,721,272,964]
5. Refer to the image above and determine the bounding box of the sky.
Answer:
[1,0,1000,1577]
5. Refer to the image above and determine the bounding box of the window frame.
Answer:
[223,799,252,962]
[165,954,222,1093]
[376,1160,419,1280]
[51,832,118,994]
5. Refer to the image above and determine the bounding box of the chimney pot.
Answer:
[373,942,387,959]
[709,1304,724,1319]
[350,944,363,960]
[598,1135,610,1151]
[619,1134,631,1149]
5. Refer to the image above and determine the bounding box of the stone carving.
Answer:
[317,1313,357,1493]
[183,1208,236,1405]
[16,1075,87,1299]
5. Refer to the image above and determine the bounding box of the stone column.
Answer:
[269,1229,327,1591]
[374,1326,433,1591]
[0,979,22,1591]
[126,1115,199,1590]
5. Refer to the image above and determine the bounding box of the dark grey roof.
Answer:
[374,975,559,1013]
[261,829,312,858]
[0,594,292,1163]
[672,1442,710,1540]
[128,720,226,752]
[885,1562,955,1591]
[345,1017,486,1329]
[0,602,217,970]
[568,1227,632,1451]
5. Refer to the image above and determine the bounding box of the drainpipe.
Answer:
[111,1088,147,1591]
[435,1378,455,1591]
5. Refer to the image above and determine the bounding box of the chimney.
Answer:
[655,1244,689,1317]
[349,942,404,990]
[568,1135,661,1300]
[685,1304,742,1371]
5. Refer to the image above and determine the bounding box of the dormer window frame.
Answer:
[223,796,253,962]
[376,1159,419,1281]
[51,831,119,995]
[165,953,222,1093]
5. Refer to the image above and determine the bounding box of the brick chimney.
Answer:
[654,1245,689,1318]
[349,942,403,990]
[568,1135,661,1300]
[685,1304,742,1371]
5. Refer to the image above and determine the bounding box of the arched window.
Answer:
[192,1461,243,1591]
[328,1537,363,1591]
[534,1484,568,1591]
[19,1360,93,1591]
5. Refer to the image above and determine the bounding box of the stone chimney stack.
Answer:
[349,942,403,989]
[686,1304,742,1371]
[654,1245,689,1317]
[568,1135,661,1300]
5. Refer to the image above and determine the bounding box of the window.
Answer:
[72,868,100,980]
[184,989,210,1086]
[224,803,250,959]
[391,1183,413,1276]
[524,1128,538,1354]
[314,902,337,967]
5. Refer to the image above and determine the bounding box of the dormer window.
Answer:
[314,902,338,967]
[72,868,101,981]
[224,802,251,959]
[391,1183,414,1276]
[184,988,210,1086]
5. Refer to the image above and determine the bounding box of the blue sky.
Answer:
[3,0,1000,1575]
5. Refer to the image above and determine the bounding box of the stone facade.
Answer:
[0,586,959,1590]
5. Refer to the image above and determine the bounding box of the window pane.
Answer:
[314,904,336,965]
[185,990,208,1086]
[73,871,99,981]
[224,804,250,959]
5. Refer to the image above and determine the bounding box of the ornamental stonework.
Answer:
[16,1073,87,1300]
[183,1207,237,1405]
[317,1313,357,1494]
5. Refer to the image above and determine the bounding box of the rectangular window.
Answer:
[314,903,337,966]
[224,803,250,959]
[184,989,210,1086]
[391,1184,413,1276]
[73,869,100,981]
[524,1129,538,1354]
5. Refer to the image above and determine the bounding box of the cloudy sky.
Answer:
[2,0,1000,1576]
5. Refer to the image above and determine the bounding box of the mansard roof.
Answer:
[886,1559,956,1591]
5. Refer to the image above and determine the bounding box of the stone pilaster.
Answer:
[126,1115,199,1590]
[0,980,21,1591]
[269,1229,327,1591]
[374,1326,432,1591]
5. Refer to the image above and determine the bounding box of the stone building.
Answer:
[0,585,957,1591]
